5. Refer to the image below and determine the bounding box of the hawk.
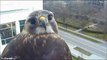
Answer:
[1,10,72,60]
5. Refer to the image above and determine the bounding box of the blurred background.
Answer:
[0,0,107,60]
[43,1,107,60]
[43,0,107,41]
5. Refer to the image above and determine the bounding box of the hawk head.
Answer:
[23,10,58,34]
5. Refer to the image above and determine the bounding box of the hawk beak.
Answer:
[39,16,46,30]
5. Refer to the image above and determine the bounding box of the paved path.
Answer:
[59,30,107,59]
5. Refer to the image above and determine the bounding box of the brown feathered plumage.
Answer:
[1,10,72,60]
[1,33,72,60]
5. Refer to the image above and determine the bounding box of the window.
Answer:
[19,20,26,32]
[0,22,16,45]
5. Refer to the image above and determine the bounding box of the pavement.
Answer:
[76,24,97,32]
[58,30,107,60]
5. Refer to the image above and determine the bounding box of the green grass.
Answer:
[74,47,92,56]
[57,23,77,31]
[82,32,107,41]
[56,17,83,28]
[59,27,101,43]
[56,17,107,41]
[72,56,80,60]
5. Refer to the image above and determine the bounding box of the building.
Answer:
[0,1,43,55]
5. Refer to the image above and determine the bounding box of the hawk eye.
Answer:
[48,14,53,21]
[28,17,37,24]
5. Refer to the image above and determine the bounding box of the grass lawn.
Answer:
[74,47,92,56]
[59,27,101,43]
[56,20,106,43]
[72,56,80,60]
[57,23,77,31]
[56,17,107,42]
[82,32,107,41]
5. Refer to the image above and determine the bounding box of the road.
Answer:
[59,30,107,59]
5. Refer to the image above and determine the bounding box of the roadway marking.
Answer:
[59,30,107,58]
[63,34,106,53]
[62,34,106,58]
[59,30,107,52]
